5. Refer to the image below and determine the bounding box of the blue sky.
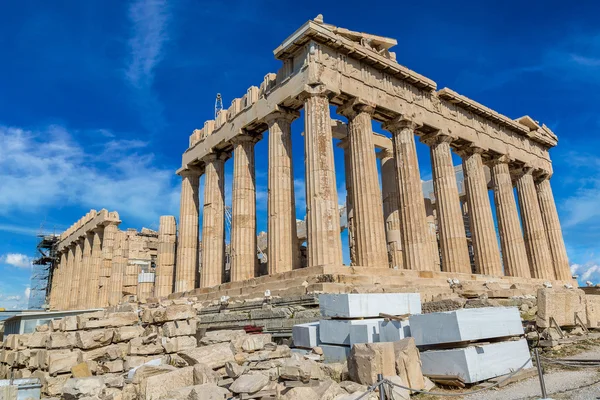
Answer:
[1,0,599,309]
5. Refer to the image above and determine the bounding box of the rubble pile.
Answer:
[0,299,430,400]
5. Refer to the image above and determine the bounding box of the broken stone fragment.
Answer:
[193,363,220,384]
[178,342,235,369]
[48,350,82,375]
[224,361,246,378]
[161,335,197,353]
[152,304,196,322]
[128,337,164,356]
[113,325,145,342]
[241,333,273,352]
[393,337,425,392]
[28,331,49,348]
[62,377,106,400]
[47,332,77,349]
[348,342,395,385]
[82,312,138,329]
[200,329,247,345]
[75,329,114,350]
[162,319,198,337]
[139,365,194,400]
[229,372,269,394]
[284,387,319,400]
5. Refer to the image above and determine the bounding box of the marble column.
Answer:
[49,252,65,310]
[175,168,201,292]
[201,153,227,288]
[98,222,118,307]
[155,216,177,297]
[86,228,103,308]
[108,231,128,306]
[231,134,259,281]
[339,139,356,265]
[266,110,300,274]
[427,135,471,274]
[301,88,343,267]
[461,147,502,276]
[61,246,75,310]
[378,148,403,269]
[77,233,93,308]
[69,240,83,309]
[536,177,571,281]
[338,100,388,267]
[490,158,530,278]
[516,168,554,279]
[382,118,433,271]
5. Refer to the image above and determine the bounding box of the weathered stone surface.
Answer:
[537,288,586,328]
[28,331,49,348]
[284,387,319,400]
[229,373,269,394]
[241,333,272,352]
[48,350,81,375]
[384,375,410,400]
[393,338,425,392]
[140,366,194,400]
[113,325,145,342]
[62,377,105,400]
[75,329,114,350]
[99,359,124,374]
[200,329,246,345]
[313,378,346,400]
[128,337,164,356]
[348,342,395,385]
[60,316,79,331]
[339,381,367,394]
[172,383,230,400]
[47,332,76,349]
[71,361,92,377]
[82,312,139,329]
[193,363,220,384]
[279,357,324,381]
[224,361,246,379]
[161,336,197,353]
[47,373,71,397]
[152,304,196,322]
[162,319,198,337]
[178,342,235,369]
[81,344,122,362]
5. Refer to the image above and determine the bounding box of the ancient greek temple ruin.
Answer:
[48,17,573,310]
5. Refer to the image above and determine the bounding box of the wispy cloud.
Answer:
[0,124,180,225]
[0,224,44,236]
[125,0,171,132]
[0,253,33,269]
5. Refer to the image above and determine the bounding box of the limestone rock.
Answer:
[62,377,105,400]
[170,383,230,400]
[71,362,92,378]
[193,363,220,384]
[178,342,235,369]
[60,316,79,331]
[200,329,247,345]
[75,329,114,350]
[46,374,71,397]
[241,334,272,352]
[161,335,197,353]
[113,325,145,342]
[313,378,346,400]
[348,342,395,385]
[152,304,195,322]
[339,380,367,394]
[140,366,194,400]
[393,338,425,392]
[28,331,49,348]
[224,361,246,378]
[319,362,348,382]
[48,350,81,375]
[99,359,124,374]
[383,375,410,400]
[81,344,122,362]
[47,332,76,349]
[132,365,176,385]
[162,319,198,337]
[128,337,164,356]
[229,373,269,394]
[82,312,139,329]
[284,387,319,400]
[279,357,324,381]
[537,288,586,328]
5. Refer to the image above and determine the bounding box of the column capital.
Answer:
[337,98,376,119]
[230,132,262,146]
[298,84,338,102]
[486,154,512,166]
[178,165,203,178]
[419,132,455,146]
[376,147,395,160]
[203,152,230,164]
[264,107,300,125]
[456,143,486,158]
[382,116,421,133]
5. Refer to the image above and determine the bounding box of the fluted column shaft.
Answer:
[428,136,471,273]
[536,178,571,280]
[61,246,75,310]
[516,170,554,279]
[69,240,83,309]
[378,149,403,269]
[490,159,530,278]
[175,169,200,292]
[383,119,433,271]
[340,140,356,265]
[98,223,118,307]
[86,228,102,308]
[156,216,177,297]
[462,149,502,276]
[108,231,128,306]
[338,101,388,267]
[267,111,300,274]
[49,252,66,310]
[77,233,93,308]
[201,153,227,287]
[302,90,343,267]
[231,134,259,281]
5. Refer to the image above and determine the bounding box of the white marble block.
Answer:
[409,307,523,346]
[319,319,384,346]
[420,339,533,383]
[378,319,411,342]
[292,322,320,349]
[319,293,421,318]
[321,344,351,363]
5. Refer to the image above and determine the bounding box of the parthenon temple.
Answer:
[48,16,573,310]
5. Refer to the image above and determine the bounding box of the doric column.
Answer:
[301,88,343,267]
[266,110,300,274]
[61,246,75,310]
[231,134,260,281]
[175,168,201,292]
[461,147,502,276]
[425,134,471,274]
[98,222,118,307]
[49,252,66,310]
[424,199,441,270]
[108,231,128,306]
[201,153,227,287]
[337,100,388,267]
[69,240,84,309]
[155,216,177,297]
[77,233,93,308]
[382,118,433,271]
[516,168,554,279]
[536,176,571,280]
[339,139,356,265]
[86,228,103,308]
[490,157,530,278]
[378,148,403,269]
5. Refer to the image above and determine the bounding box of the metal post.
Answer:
[534,347,548,399]
[377,373,385,400]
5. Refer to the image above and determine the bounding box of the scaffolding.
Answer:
[28,233,59,310]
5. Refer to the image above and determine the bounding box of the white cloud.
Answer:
[24,287,31,299]
[1,253,33,269]
[571,262,600,286]
[0,124,180,225]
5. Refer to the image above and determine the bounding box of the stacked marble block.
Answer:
[410,307,533,383]
[293,293,421,362]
